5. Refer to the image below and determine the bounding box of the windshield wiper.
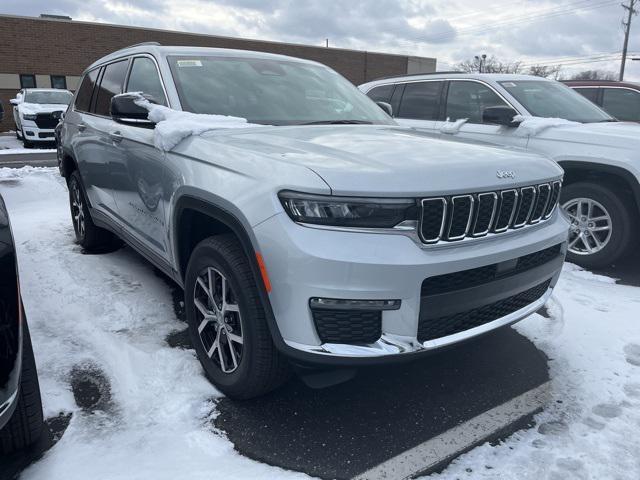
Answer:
[597,119,619,123]
[298,120,373,125]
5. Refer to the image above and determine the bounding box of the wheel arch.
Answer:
[172,194,288,351]
[558,161,640,214]
[59,152,78,178]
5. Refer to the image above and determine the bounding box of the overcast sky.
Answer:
[3,0,640,80]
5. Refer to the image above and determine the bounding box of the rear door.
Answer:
[111,55,172,261]
[438,80,528,149]
[74,59,130,217]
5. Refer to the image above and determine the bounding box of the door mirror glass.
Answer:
[376,101,393,116]
[482,106,520,127]
[111,93,153,125]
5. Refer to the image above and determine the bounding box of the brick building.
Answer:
[0,14,436,132]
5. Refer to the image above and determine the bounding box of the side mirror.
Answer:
[111,93,153,125]
[482,106,520,127]
[376,101,393,117]
[9,99,18,105]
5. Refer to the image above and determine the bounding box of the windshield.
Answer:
[167,55,394,126]
[499,80,613,123]
[24,90,73,105]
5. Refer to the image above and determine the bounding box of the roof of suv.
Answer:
[86,44,321,72]
[360,73,553,90]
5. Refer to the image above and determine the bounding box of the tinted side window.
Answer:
[126,57,167,106]
[94,60,129,116]
[573,87,599,103]
[366,84,395,103]
[445,81,509,124]
[74,69,100,112]
[397,81,443,120]
[602,88,640,122]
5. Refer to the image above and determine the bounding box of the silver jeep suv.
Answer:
[57,44,569,399]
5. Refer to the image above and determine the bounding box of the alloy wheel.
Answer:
[193,267,244,374]
[70,181,85,239]
[563,197,612,256]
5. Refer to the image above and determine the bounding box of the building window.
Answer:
[20,74,36,88]
[51,75,67,89]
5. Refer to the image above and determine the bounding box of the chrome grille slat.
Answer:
[419,181,562,245]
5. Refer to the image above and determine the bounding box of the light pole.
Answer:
[474,54,487,73]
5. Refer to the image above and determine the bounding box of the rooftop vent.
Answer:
[40,14,72,20]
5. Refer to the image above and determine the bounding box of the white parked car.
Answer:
[360,74,640,268]
[11,88,72,147]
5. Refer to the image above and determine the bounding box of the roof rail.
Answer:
[369,71,463,82]
[125,41,161,48]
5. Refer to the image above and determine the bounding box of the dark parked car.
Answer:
[0,194,43,454]
[564,80,640,123]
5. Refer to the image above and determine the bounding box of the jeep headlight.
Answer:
[279,191,417,228]
[22,113,37,121]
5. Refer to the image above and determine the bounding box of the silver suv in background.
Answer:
[57,45,569,399]
[360,74,640,268]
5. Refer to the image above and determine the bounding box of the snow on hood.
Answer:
[440,118,468,134]
[19,103,67,115]
[132,94,266,151]
[513,115,581,137]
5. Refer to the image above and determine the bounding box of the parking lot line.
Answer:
[353,381,551,480]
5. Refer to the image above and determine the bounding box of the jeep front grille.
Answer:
[419,181,561,244]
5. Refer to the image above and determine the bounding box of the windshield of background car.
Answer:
[24,91,73,105]
[499,80,613,123]
[167,55,394,125]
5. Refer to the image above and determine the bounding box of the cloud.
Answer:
[1,0,638,80]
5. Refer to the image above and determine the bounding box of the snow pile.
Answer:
[132,95,265,151]
[19,103,66,115]
[513,115,580,137]
[433,262,640,479]
[0,167,305,480]
[440,118,468,134]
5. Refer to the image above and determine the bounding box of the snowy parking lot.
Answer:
[1,167,639,479]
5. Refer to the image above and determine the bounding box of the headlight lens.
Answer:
[22,113,37,121]
[279,191,417,228]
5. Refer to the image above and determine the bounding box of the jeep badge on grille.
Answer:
[496,170,516,179]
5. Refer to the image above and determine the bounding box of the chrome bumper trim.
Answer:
[284,289,552,358]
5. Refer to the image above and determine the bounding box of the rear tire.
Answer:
[561,182,634,269]
[67,171,117,251]
[185,234,290,399]
[0,323,44,454]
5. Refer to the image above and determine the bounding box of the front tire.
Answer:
[561,182,634,268]
[185,235,290,399]
[0,323,44,454]
[67,171,116,251]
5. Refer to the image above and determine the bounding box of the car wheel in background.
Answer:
[185,234,290,399]
[67,171,117,251]
[0,323,44,454]
[21,129,32,149]
[561,182,634,268]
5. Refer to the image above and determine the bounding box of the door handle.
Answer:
[77,123,87,132]
[109,131,124,144]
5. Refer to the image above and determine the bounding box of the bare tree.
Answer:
[527,64,562,79]
[454,55,522,74]
[569,70,618,80]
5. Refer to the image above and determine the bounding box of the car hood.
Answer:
[532,121,640,149]
[206,125,562,196]
[19,103,67,115]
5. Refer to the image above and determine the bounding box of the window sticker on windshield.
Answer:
[502,82,517,88]
[177,60,203,67]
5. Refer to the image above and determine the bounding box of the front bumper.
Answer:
[20,120,56,141]
[254,209,569,364]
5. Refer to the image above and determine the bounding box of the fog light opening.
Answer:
[309,298,401,311]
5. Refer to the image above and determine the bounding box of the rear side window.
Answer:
[94,60,129,116]
[445,81,509,124]
[74,69,100,112]
[573,87,599,103]
[397,81,443,120]
[366,84,395,104]
[602,88,640,122]
[126,57,167,106]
